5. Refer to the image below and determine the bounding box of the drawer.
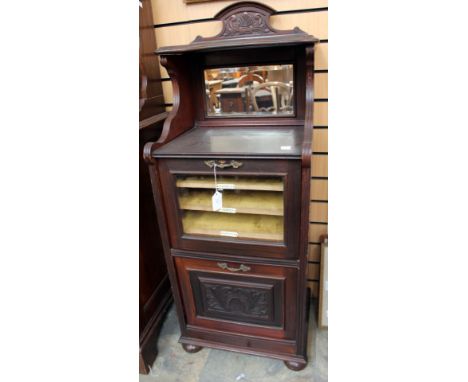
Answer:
[174,255,298,340]
[159,158,301,259]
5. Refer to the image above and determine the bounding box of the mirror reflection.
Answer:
[204,64,294,117]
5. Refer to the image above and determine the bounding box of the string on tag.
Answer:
[211,163,223,211]
[213,163,218,191]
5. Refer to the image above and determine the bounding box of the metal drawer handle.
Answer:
[204,160,243,169]
[217,262,251,272]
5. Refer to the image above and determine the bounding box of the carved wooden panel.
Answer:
[220,11,274,37]
[190,271,283,327]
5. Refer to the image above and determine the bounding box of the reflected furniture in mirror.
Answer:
[144,1,317,371]
[205,64,294,116]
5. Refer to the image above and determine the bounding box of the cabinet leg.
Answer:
[182,343,203,353]
[284,360,306,371]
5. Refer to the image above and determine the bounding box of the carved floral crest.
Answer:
[221,11,272,37]
[191,1,307,44]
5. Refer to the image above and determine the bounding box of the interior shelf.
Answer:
[176,176,283,192]
[182,211,284,241]
[178,190,284,216]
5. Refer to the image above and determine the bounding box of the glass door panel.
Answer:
[176,175,284,242]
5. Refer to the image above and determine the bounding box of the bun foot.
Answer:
[284,360,306,371]
[181,343,203,353]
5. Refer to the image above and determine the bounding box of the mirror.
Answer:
[204,64,294,117]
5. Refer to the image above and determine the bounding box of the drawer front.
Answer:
[174,256,298,340]
[159,158,301,259]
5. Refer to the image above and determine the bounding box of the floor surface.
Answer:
[140,300,327,382]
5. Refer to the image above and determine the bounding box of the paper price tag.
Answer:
[217,183,235,190]
[219,207,236,213]
[220,231,239,238]
[212,190,223,211]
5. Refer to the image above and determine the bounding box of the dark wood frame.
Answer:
[144,2,317,372]
[158,158,301,259]
[139,117,172,374]
[139,0,172,374]
[201,59,298,119]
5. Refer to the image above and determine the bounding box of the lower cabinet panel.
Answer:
[174,256,298,340]
[182,328,298,357]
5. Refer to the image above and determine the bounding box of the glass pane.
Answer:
[204,64,294,117]
[176,174,284,242]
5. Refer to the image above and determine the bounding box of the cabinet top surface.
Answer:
[153,127,303,158]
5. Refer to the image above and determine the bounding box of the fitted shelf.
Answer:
[182,211,284,241]
[176,176,283,192]
[178,190,284,216]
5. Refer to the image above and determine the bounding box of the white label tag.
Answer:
[217,183,235,190]
[220,231,239,237]
[212,190,222,211]
[280,145,291,150]
[219,207,236,214]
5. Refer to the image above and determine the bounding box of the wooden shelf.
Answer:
[178,190,284,216]
[176,176,283,192]
[182,211,284,241]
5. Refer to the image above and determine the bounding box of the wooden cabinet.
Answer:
[139,0,172,374]
[157,155,301,258]
[139,119,172,374]
[144,2,318,371]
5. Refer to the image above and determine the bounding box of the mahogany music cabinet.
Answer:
[144,2,318,371]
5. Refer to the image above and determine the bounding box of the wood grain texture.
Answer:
[315,73,328,99]
[182,211,284,241]
[270,11,327,40]
[308,223,328,242]
[155,10,327,78]
[313,102,328,126]
[179,190,284,215]
[308,244,321,262]
[155,21,223,49]
[309,202,327,223]
[311,155,327,177]
[153,0,328,25]
[308,263,320,280]
[315,43,328,70]
[312,129,328,153]
[310,179,328,200]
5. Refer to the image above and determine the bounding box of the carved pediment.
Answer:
[155,2,317,58]
[192,1,307,43]
[217,3,276,38]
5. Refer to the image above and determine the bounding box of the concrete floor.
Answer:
[140,300,328,382]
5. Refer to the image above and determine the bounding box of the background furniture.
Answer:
[215,87,247,113]
[144,2,318,371]
[139,0,172,374]
[251,81,293,113]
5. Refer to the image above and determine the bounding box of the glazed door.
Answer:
[158,158,301,259]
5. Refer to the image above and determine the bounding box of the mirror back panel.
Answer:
[204,64,294,118]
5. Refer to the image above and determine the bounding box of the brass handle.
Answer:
[204,160,243,169]
[217,262,251,272]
